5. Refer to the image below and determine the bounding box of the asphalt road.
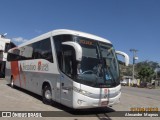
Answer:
[121,86,160,101]
[0,79,159,120]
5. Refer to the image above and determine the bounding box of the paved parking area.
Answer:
[0,79,159,120]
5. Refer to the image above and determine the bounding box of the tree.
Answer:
[119,60,159,80]
[136,61,159,70]
[157,69,160,78]
[135,61,159,79]
[138,66,155,82]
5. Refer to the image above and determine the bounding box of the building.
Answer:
[0,35,16,78]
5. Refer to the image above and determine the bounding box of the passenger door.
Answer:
[60,48,75,107]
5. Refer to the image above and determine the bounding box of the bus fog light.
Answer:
[77,99,83,105]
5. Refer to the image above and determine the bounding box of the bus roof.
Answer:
[52,29,111,43]
[19,29,112,47]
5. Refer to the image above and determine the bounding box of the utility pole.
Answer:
[130,49,138,81]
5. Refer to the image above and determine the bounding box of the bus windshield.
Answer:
[75,36,120,88]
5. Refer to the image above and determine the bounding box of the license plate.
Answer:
[101,101,108,106]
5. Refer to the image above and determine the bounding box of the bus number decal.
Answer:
[37,61,49,71]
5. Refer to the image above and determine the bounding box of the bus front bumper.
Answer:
[73,91,121,109]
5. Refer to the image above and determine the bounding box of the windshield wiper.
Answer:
[92,76,98,87]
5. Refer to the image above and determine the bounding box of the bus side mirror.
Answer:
[116,51,129,66]
[62,41,82,61]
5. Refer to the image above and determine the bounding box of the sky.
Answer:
[0,0,160,64]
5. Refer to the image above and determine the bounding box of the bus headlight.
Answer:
[73,87,91,96]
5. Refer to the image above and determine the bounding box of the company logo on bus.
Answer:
[104,88,108,94]
[38,61,41,71]
[104,88,108,99]
[22,61,49,71]
[22,63,36,71]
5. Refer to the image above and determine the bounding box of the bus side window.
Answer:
[31,38,53,63]
[7,49,20,61]
[4,42,16,53]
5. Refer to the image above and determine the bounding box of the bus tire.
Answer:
[42,85,52,105]
[10,77,14,88]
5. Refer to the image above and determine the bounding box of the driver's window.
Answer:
[53,35,75,78]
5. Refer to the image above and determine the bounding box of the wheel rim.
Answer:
[45,90,51,100]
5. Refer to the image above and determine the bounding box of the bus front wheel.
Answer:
[42,85,52,105]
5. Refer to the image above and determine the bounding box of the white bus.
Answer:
[5,29,129,109]
[0,35,16,78]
